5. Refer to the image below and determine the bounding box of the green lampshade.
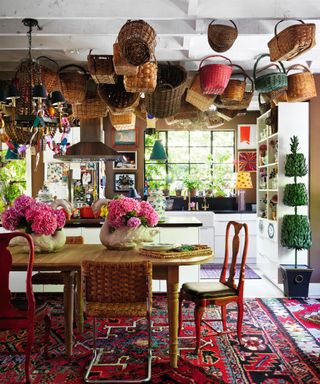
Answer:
[150,139,167,161]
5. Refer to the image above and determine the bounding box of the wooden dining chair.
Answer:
[0,232,51,384]
[178,221,249,353]
[82,260,152,383]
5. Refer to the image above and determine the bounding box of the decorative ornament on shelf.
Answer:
[1,194,67,252]
[100,196,159,250]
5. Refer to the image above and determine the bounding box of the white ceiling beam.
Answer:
[188,0,198,17]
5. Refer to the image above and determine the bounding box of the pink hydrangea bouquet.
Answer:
[107,196,158,231]
[1,194,66,235]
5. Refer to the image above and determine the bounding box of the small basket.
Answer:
[113,43,138,76]
[268,19,316,61]
[37,56,60,93]
[59,64,87,104]
[124,58,157,93]
[118,19,157,66]
[286,64,317,102]
[199,55,233,95]
[98,76,140,111]
[220,64,247,103]
[207,20,238,53]
[87,50,117,84]
[145,63,187,118]
[262,87,288,103]
[258,93,271,115]
[110,111,136,131]
[185,74,215,112]
[253,54,287,93]
[72,97,108,119]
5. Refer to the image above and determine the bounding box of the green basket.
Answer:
[253,53,288,93]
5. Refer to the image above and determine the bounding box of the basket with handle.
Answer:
[220,63,247,102]
[145,63,187,118]
[124,56,157,93]
[185,74,215,112]
[268,19,316,61]
[36,56,60,93]
[261,86,288,103]
[199,55,233,95]
[113,43,138,76]
[286,64,317,102]
[207,20,238,53]
[98,76,140,111]
[72,88,108,119]
[117,19,157,66]
[109,110,136,131]
[253,54,287,93]
[58,64,87,104]
[87,50,117,84]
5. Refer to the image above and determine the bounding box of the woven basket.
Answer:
[124,58,157,93]
[262,87,288,103]
[254,54,287,93]
[207,20,238,53]
[110,111,136,130]
[37,56,60,93]
[258,93,271,114]
[5,124,56,146]
[286,64,317,102]
[268,19,316,61]
[98,76,140,111]
[145,63,187,118]
[118,19,157,66]
[185,74,215,112]
[87,50,117,84]
[72,97,108,119]
[113,43,138,76]
[199,55,233,95]
[59,64,87,104]
[220,64,247,102]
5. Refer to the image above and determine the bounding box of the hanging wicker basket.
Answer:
[59,64,87,104]
[207,20,238,53]
[145,63,187,118]
[98,76,140,112]
[220,64,248,102]
[199,55,233,95]
[5,124,56,146]
[253,54,287,93]
[185,74,215,112]
[36,56,60,93]
[72,97,108,119]
[117,19,157,66]
[286,64,317,102]
[124,57,157,93]
[87,50,117,84]
[268,19,316,61]
[258,93,271,115]
[110,111,136,130]
[113,43,139,76]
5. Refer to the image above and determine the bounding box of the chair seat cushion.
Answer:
[181,281,237,299]
[86,301,148,318]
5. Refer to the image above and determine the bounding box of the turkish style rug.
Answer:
[0,295,319,383]
[200,263,261,279]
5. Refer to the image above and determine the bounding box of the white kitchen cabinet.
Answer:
[256,103,309,286]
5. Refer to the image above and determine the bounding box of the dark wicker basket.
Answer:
[59,64,87,104]
[87,50,117,84]
[98,76,139,111]
[207,20,238,52]
[145,63,187,118]
[118,19,157,66]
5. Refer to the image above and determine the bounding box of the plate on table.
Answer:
[142,243,181,252]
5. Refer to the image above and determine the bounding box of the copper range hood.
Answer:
[54,118,122,162]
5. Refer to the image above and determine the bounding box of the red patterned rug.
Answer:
[0,295,319,383]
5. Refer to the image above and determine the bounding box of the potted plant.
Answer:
[162,175,172,197]
[183,175,202,197]
[280,136,312,298]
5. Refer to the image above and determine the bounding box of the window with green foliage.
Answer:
[144,130,235,196]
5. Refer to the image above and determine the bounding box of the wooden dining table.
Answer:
[11,244,212,368]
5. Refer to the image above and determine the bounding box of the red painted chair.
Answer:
[0,232,51,383]
[178,221,249,353]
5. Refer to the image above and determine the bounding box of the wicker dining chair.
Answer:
[82,260,152,383]
[178,221,249,353]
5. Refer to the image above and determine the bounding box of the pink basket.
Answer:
[199,55,233,95]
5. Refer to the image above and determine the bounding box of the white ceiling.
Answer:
[1,0,320,110]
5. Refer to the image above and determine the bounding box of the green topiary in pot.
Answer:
[281,136,312,268]
[283,183,308,206]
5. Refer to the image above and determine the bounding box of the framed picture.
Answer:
[112,128,137,149]
[114,173,136,192]
[113,151,137,170]
[238,151,257,172]
[237,124,257,150]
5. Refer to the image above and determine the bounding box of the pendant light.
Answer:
[149,137,167,161]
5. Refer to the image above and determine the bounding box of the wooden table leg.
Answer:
[167,266,179,368]
[75,271,84,333]
[63,271,74,357]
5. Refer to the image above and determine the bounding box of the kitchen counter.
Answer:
[65,216,202,228]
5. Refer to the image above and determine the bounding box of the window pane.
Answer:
[211,147,234,163]
[190,164,211,178]
[190,147,211,163]
[212,131,234,146]
[145,163,166,180]
[167,131,188,146]
[189,131,211,146]
[144,132,166,147]
[167,147,189,163]
[168,164,189,182]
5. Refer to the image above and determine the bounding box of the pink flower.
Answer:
[127,217,141,228]
[1,207,20,231]
[139,201,159,227]
[13,194,34,216]
[53,209,67,229]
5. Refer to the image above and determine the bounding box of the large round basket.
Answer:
[118,19,157,66]
[37,56,60,93]
[59,64,87,104]
[145,63,187,118]
[286,64,317,102]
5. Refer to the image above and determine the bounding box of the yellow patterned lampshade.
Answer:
[235,172,253,190]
